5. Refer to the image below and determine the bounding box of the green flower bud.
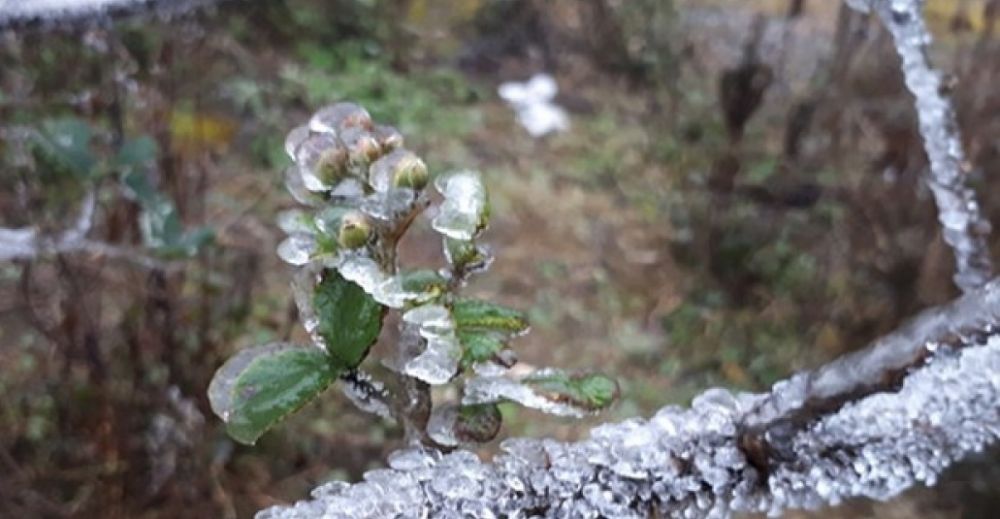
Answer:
[337,210,372,249]
[392,154,428,190]
[296,134,349,188]
[340,128,382,166]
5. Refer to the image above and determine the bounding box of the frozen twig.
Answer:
[258,278,1000,519]
[852,0,993,292]
[0,191,170,269]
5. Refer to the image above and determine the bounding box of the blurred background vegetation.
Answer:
[3,0,1000,517]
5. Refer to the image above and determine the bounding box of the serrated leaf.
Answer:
[523,371,619,411]
[208,343,340,445]
[457,330,505,368]
[451,298,528,334]
[398,269,448,298]
[314,270,384,367]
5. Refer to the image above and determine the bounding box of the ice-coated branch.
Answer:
[0,191,168,269]
[257,278,1000,518]
[0,0,222,27]
[849,0,993,292]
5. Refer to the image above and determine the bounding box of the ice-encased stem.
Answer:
[257,277,1000,519]
[860,0,993,292]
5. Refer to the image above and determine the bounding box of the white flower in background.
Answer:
[498,73,570,137]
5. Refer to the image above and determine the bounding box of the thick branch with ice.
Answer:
[853,0,993,292]
[257,278,1000,519]
[0,0,222,27]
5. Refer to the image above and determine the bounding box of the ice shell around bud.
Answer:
[284,125,310,159]
[368,149,428,193]
[375,124,404,152]
[309,102,373,134]
[296,134,349,191]
[337,211,372,249]
[277,234,317,266]
[432,171,488,241]
[340,127,382,167]
[284,166,323,207]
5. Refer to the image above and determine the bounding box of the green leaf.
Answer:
[523,371,619,412]
[451,298,528,334]
[398,269,448,299]
[32,118,97,179]
[454,404,502,443]
[457,330,504,368]
[314,270,384,367]
[122,169,214,257]
[208,343,340,445]
[114,136,158,176]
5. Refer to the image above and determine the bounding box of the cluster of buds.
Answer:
[280,102,429,257]
[209,101,615,448]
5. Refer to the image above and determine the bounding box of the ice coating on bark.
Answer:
[401,305,461,385]
[258,324,1000,519]
[431,171,487,241]
[862,0,993,292]
[257,275,1000,518]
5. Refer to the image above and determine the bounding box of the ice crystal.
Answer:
[402,305,461,385]
[431,171,487,241]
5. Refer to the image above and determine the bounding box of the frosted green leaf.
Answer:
[463,368,618,417]
[457,330,505,368]
[313,270,384,368]
[452,298,528,335]
[432,171,489,240]
[208,343,340,445]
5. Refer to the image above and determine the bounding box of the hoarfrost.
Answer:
[259,278,1000,518]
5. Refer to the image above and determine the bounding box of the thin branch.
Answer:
[0,191,173,270]
[862,0,993,292]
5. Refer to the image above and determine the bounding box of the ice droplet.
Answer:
[432,171,488,241]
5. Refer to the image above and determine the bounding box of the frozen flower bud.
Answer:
[369,149,429,192]
[296,134,349,190]
[340,127,382,167]
[375,124,404,152]
[309,102,373,134]
[338,210,373,249]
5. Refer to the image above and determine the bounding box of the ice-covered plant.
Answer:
[207,102,618,446]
